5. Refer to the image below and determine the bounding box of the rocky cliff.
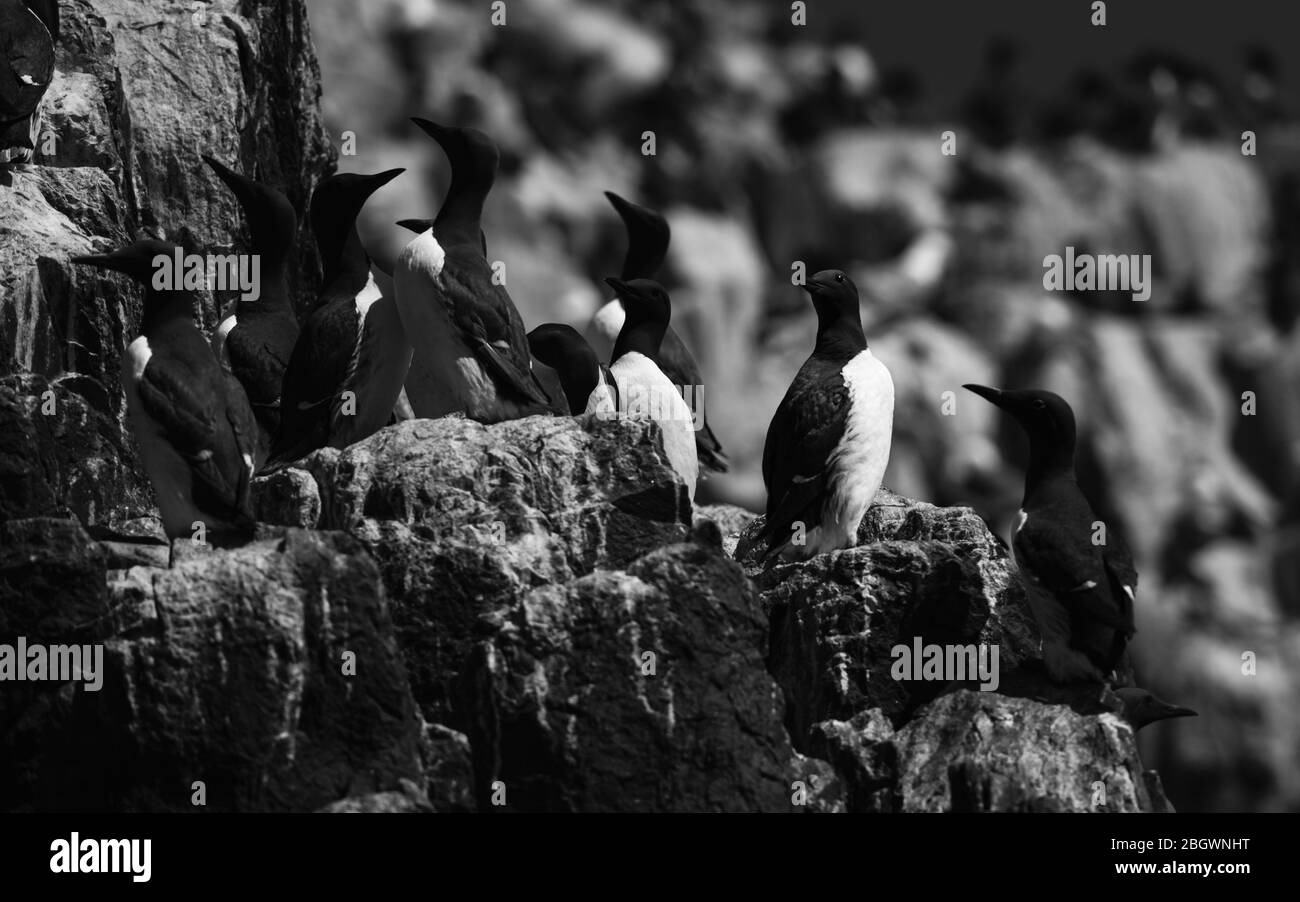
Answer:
[2,409,1172,811]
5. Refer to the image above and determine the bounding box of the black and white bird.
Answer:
[603,278,699,501]
[588,191,728,473]
[0,0,58,165]
[266,168,410,467]
[526,323,617,416]
[203,155,299,459]
[72,240,256,546]
[394,119,560,423]
[963,385,1137,683]
[757,270,894,562]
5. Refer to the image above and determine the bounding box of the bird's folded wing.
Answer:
[1100,528,1138,636]
[229,337,292,406]
[761,378,850,541]
[657,327,702,390]
[135,362,242,510]
[461,290,550,406]
[278,310,354,411]
[1014,517,1132,631]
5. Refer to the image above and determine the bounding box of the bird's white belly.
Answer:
[816,349,893,552]
[610,351,698,501]
[333,277,412,447]
[584,369,618,418]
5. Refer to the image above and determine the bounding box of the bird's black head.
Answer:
[71,239,179,285]
[605,277,671,362]
[73,239,195,327]
[309,168,403,280]
[1115,688,1198,731]
[527,323,599,415]
[964,385,1080,498]
[963,385,1077,449]
[606,191,670,279]
[412,118,499,187]
[804,269,866,356]
[204,156,297,267]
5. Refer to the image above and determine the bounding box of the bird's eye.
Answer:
[835,273,844,283]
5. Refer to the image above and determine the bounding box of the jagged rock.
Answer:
[896,691,1168,812]
[460,540,802,812]
[5,528,424,812]
[251,466,321,529]
[808,692,1170,813]
[0,517,109,645]
[254,415,693,731]
[807,709,899,812]
[735,489,1038,742]
[421,722,475,813]
[695,502,757,558]
[788,753,844,813]
[317,778,433,813]
[0,373,152,527]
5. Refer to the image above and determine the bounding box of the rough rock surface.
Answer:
[736,489,1038,735]
[2,524,426,812]
[462,541,806,812]
[810,692,1169,813]
[0,0,334,531]
[254,415,694,735]
[734,490,1170,812]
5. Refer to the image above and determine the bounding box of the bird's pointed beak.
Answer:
[203,154,237,183]
[395,218,433,234]
[963,383,1004,406]
[365,168,405,191]
[203,155,259,205]
[604,276,630,297]
[604,190,641,225]
[1155,702,1198,721]
[411,117,452,147]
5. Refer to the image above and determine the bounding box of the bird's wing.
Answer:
[227,331,293,407]
[267,306,354,464]
[760,372,850,547]
[441,249,549,406]
[656,326,702,388]
[1013,515,1132,632]
[135,358,244,517]
[221,374,258,517]
[1100,526,1138,637]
